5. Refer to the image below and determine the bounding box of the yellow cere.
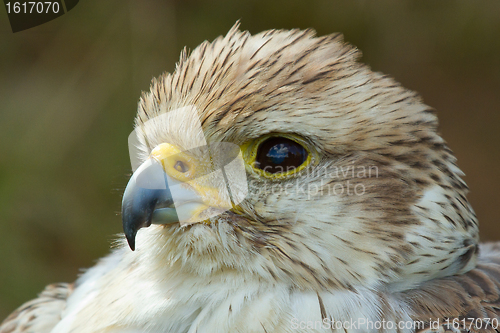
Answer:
[151,143,196,182]
[150,143,233,211]
[241,133,314,179]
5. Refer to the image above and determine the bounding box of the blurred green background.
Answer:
[1,0,499,319]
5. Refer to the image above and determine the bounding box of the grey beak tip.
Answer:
[121,159,176,251]
[124,224,137,251]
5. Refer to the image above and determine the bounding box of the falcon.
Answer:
[2,23,500,333]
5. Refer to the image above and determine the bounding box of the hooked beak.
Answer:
[121,158,178,251]
[121,142,246,250]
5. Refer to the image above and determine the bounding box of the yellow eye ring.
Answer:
[242,133,314,179]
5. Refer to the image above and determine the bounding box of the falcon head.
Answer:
[121,23,478,292]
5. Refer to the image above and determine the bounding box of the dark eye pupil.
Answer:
[255,137,308,174]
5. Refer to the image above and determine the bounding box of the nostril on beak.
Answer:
[174,160,189,173]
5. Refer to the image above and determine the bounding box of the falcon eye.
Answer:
[242,134,313,178]
[255,137,308,174]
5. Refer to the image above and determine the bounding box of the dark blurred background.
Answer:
[0,0,499,319]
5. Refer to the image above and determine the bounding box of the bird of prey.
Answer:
[2,23,500,333]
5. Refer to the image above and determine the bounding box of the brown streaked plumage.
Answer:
[1,23,497,333]
[0,284,72,333]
